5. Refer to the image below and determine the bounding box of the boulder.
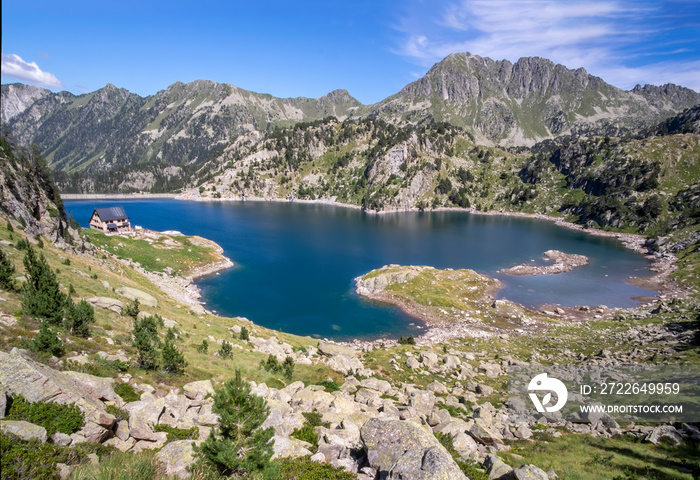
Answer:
[62,372,123,407]
[361,418,467,480]
[155,440,201,479]
[129,398,165,441]
[511,464,550,480]
[183,380,214,401]
[452,432,478,457]
[86,297,123,314]
[271,435,313,459]
[646,425,683,446]
[469,419,503,446]
[318,343,358,357]
[327,354,364,375]
[408,390,436,418]
[420,351,439,368]
[484,454,512,479]
[103,437,135,452]
[406,357,421,369]
[0,419,47,443]
[360,377,393,395]
[117,286,158,307]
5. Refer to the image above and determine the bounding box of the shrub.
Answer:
[397,335,416,345]
[290,424,318,448]
[114,382,140,402]
[32,320,64,357]
[122,299,140,319]
[0,248,16,291]
[195,339,209,353]
[6,394,84,436]
[315,380,340,392]
[105,404,130,422]
[218,340,233,359]
[64,298,95,337]
[240,325,249,341]
[6,220,13,232]
[1,433,115,480]
[276,456,356,480]
[22,246,66,325]
[153,424,199,442]
[194,369,274,477]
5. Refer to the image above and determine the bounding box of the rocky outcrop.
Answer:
[0,349,116,442]
[361,418,467,480]
[499,250,589,276]
[86,297,124,314]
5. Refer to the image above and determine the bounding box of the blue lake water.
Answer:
[65,199,656,340]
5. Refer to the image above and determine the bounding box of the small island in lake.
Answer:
[499,249,589,276]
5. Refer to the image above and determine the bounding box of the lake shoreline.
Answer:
[65,194,684,344]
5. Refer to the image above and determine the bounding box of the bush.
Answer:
[397,335,416,345]
[290,424,318,449]
[218,340,233,359]
[64,298,95,337]
[195,339,209,353]
[1,433,114,480]
[122,299,140,319]
[105,404,130,422]
[260,354,295,379]
[22,246,66,325]
[194,369,274,477]
[114,382,140,402]
[32,320,64,357]
[6,395,84,436]
[315,380,340,392]
[153,424,199,442]
[276,456,357,480]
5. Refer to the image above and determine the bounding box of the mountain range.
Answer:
[2,53,699,184]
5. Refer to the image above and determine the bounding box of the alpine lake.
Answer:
[65,199,657,341]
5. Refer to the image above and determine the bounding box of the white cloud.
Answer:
[393,0,700,91]
[1,53,63,89]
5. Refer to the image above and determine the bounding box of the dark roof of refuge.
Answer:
[94,206,128,221]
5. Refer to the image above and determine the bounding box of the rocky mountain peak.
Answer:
[0,83,51,124]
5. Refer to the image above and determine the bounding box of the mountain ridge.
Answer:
[2,52,699,193]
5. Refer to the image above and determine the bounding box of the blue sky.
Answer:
[2,0,699,104]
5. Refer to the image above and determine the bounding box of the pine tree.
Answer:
[218,340,233,359]
[195,370,274,477]
[22,246,66,324]
[162,328,187,374]
[64,298,95,337]
[33,320,64,357]
[132,314,161,370]
[0,248,16,291]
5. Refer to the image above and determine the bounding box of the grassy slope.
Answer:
[0,220,339,390]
